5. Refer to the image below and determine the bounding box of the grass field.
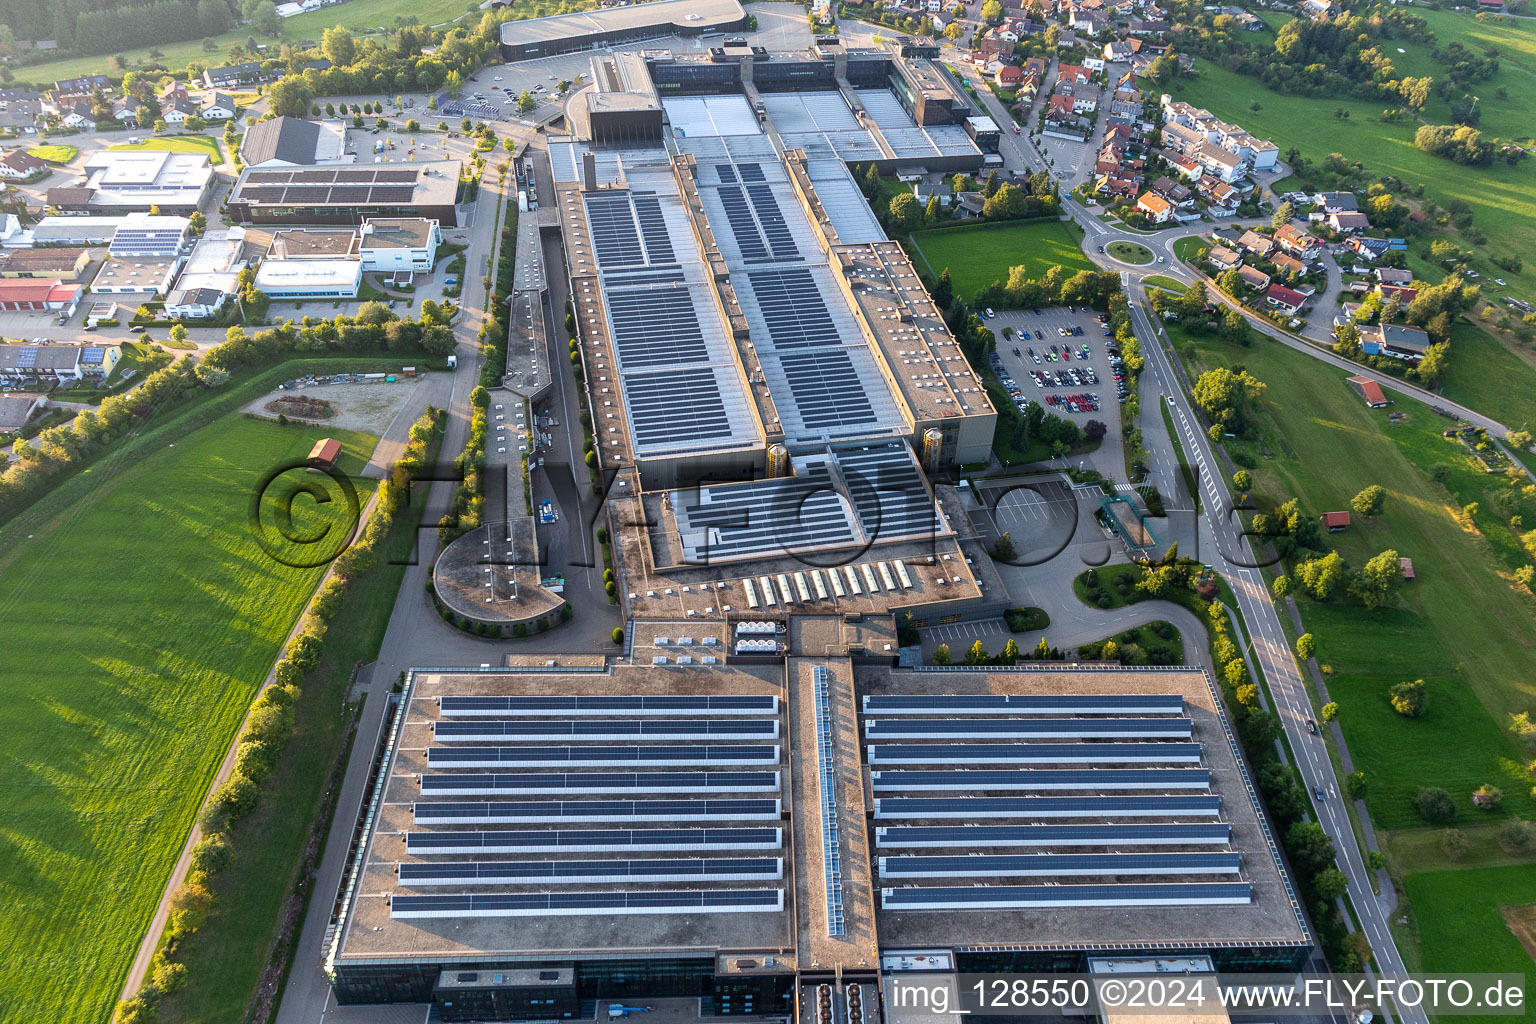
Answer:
[1399,865,1536,1021]
[109,135,224,161]
[26,144,78,164]
[1108,240,1154,265]
[908,218,1095,301]
[1170,323,1536,830]
[1166,51,1536,286]
[1438,320,1536,434]
[11,0,570,86]
[1143,275,1188,294]
[0,400,380,1022]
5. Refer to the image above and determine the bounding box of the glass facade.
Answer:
[334,955,794,1015]
[957,942,1312,975]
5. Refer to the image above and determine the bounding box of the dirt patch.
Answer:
[1501,903,1536,961]
[242,379,426,437]
[264,395,335,420]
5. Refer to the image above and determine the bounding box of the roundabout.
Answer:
[1106,240,1156,265]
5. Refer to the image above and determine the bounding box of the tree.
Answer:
[169,323,189,346]
[1295,633,1316,660]
[1083,419,1107,442]
[1416,786,1456,824]
[1001,638,1019,664]
[189,831,234,874]
[1390,678,1427,717]
[1349,549,1403,609]
[1440,827,1468,860]
[250,0,279,34]
[1314,867,1349,901]
[1345,770,1366,799]
[1285,820,1336,873]
[188,210,207,237]
[943,21,965,41]
[1341,932,1374,970]
[981,0,1003,22]
[1232,469,1252,492]
[1497,818,1533,853]
[1192,366,1265,429]
[1320,701,1339,722]
[932,643,951,665]
[1271,200,1294,229]
[964,640,988,665]
[517,90,537,112]
[1350,484,1386,518]
[321,24,356,67]
[992,531,1016,562]
[888,191,921,230]
[1272,574,1291,598]
[1295,551,1346,600]
[1507,429,1533,452]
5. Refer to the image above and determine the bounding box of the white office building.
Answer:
[359,218,442,277]
[254,258,362,298]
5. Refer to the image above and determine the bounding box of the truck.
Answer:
[518,190,528,212]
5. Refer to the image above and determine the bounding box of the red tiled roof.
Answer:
[1346,375,1388,407]
[1321,511,1351,528]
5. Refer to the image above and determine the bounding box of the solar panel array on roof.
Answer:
[391,888,783,919]
[862,692,1249,912]
[400,691,787,922]
[836,443,941,542]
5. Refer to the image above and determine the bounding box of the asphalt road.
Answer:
[949,48,1429,1010]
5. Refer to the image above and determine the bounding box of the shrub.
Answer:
[244,701,294,747]
[1096,594,1111,608]
[1416,786,1457,825]
[1440,826,1468,860]
[1497,818,1532,852]
[150,960,189,994]
[189,831,235,875]
[611,627,625,644]
[514,622,526,637]
[312,576,347,619]
[114,997,158,1024]
[1390,679,1427,717]
[207,773,261,825]
[1473,783,1503,810]
[233,740,278,781]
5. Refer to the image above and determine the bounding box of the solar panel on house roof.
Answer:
[879,852,1244,877]
[874,823,1233,848]
[863,694,1187,715]
[406,827,784,855]
[864,718,1193,740]
[390,888,784,918]
[869,768,1212,791]
[418,771,782,795]
[411,798,783,824]
[873,795,1223,819]
[866,744,1204,764]
[438,694,779,715]
[880,882,1253,910]
[428,744,782,768]
[431,718,779,742]
[398,857,784,885]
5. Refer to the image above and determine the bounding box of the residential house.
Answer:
[1237,265,1271,291]
[1329,211,1371,233]
[1072,8,1108,32]
[1347,235,1389,261]
[1136,192,1173,223]
[1128,17,1167,33]
[1299,0,1334,20]
[1095,173,1139,200]
[1376,266,1414,287]
[45,186,95,212]
[1377,283,1418,305]
[1236,230,1275,257]
[1313,191,1358,214]
[202,93,238,121]
[1167,153,1201,180]
[1207,245,1241,272]
[1056,63,1092,85]
[1195,142,1246,183]
[1149,176,1192,207]
[1274,223,1322,260]
[1061,83,1098,112]
[995,64,1025,89]
[912,180,954,208]
[1023,56,1047,78]
[159,80,189,102]
[161,96,199,124]
[1161,121,1207,157]
[1271,252,1307,278]
[1047,93,1078,119]
[115,96,144,123]
[1265,283,1308,315]
[54,74,109,93]
[1202,179,1242,213]
[63,103,97,129]
[0,150,45,180]
[1016,74,1042,100]
[0,342,89,379]
[1083,55,1106,72]
[202,61,264,90]
[1358,322,1430,361]
[1103,40,1133,62]
[973,37,1011,63]
[0,392,45,433]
